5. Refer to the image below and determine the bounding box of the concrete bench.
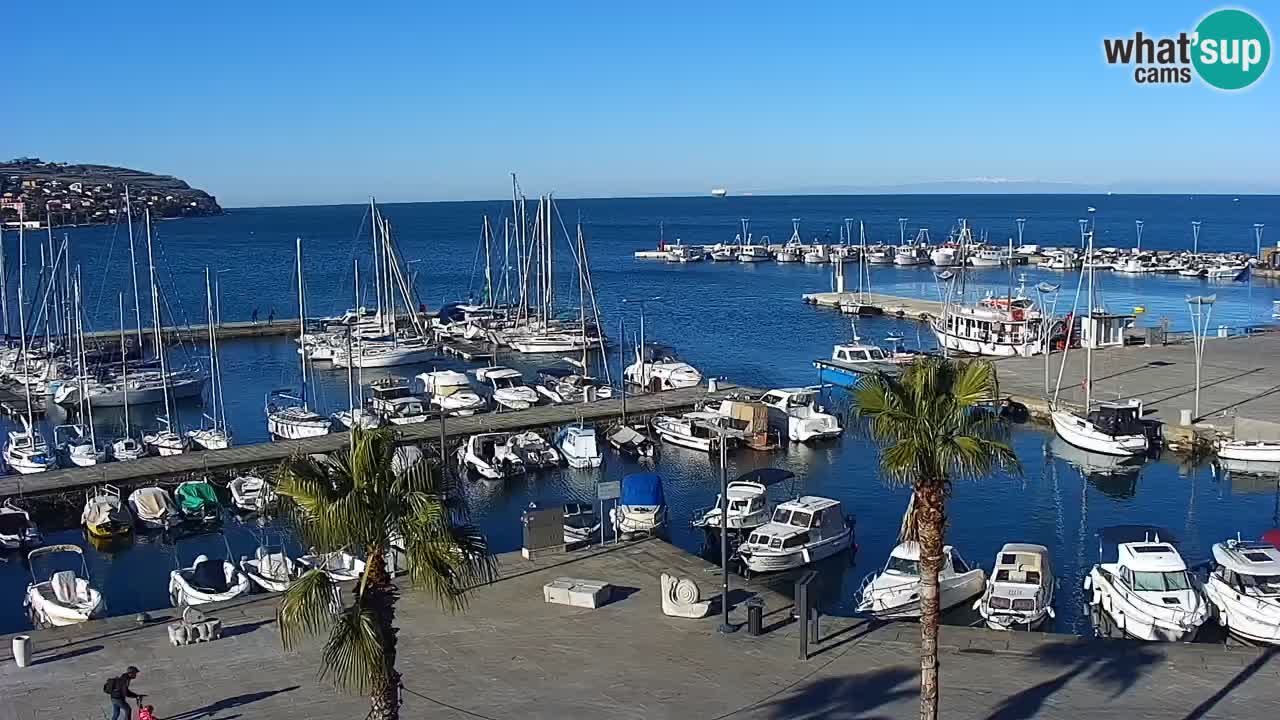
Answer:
[543,578,612,609]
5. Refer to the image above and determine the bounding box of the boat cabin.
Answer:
[475,367,527,390]
[882,542,973,578]
[1211,540,1280,596]
[1114,542,1193,592]
[1087,400,1145,438]
[759,388,819,411]
[993,543,1051,586]
[745,496,845,549]
[369,378,429,419]
[831,343,887,364]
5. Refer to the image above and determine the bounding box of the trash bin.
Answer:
[746,598,765,636]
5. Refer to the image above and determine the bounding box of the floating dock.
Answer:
[0,383,757,500]
[439,337,496,362]
[801,291,944,321]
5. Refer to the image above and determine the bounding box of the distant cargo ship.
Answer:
[711,188,727,198]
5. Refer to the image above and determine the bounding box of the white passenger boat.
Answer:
[610,472,667,537]
[736,496,853,574]
[757,387,842,442]
[1084,526,1209,641]
[692,468,793,536]
[127,487,182,531]
[1051,400,1149,457]
[0,499,41,550]
[457,432,525,480]
[555,424,603,469]
[975,543,1055,630]
[931,293,1045,358]
[473,366,539,411]
[24,545,103,627]
[169,552,252,606]
[1204,538,1280,645]
[803,245,829,264]
[417,370,486,416]
[856,542,985,618]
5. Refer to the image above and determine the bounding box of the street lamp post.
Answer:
[1186,294,1216,420]
[716,426,735,634]
[1036,282,1061,394]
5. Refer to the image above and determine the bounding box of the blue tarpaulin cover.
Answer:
[621,473,664,506]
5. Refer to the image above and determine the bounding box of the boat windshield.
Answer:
[885,556,920,576]
[771,508,811,527]
[1132,570,1191,592]
[1240,573,1280,596]
[493,377,522,390]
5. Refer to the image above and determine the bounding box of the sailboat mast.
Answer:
[75,268,96,446]
[204,267,218,431]
[16,214,33,432]
[482,216,493,307]
[578,222,587,371]
[296,237,309,411]
[144,209,173,425]
[0,222,7,342]
[348,259,357,414]
[1085,220,1094,411]
[119,293,130,435]
[124,186,145,355]
[370,198,383,335]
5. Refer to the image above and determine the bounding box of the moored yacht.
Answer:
[457,432,524,480]
[975,543,1055,630]
[650,412,734,452]
[691,468,792,537]
[610,472,667,537]
[757,387,842,443]
[367,377,431,425]
[1204,538,1280,645]
[623,345,702,392]
[266,390,333,440]
[473,366,539,411]
[736,496,853,575]
[416,370,486,416]
[856,542,985,618]
[1084,526,1209,641]
[4,420,55,474]
[1051,400,1148,457]
[555,423,603,469]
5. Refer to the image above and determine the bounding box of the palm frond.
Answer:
[277,568,340,650]
[318,602,386,693]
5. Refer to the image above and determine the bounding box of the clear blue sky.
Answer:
[6,1,1277,206]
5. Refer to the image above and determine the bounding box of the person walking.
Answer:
[104,666,144,720]
[251,307,259,325]
[268,307,275,326]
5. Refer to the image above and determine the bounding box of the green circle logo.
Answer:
[1193,8,1271,90]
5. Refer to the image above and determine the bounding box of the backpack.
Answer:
[103,677,118,695]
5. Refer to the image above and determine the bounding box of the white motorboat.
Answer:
[111,436,146,462]
[24,545,103,627]
[692,468,792,536]
[623,346,702,392]
[856,542,985,618]
[297,550,367,582]
[331,407,387,430]
[651,412,730,452]
[534,368,613,405]
[473,366,539,411]
[82,485,133,540]
[737,242,772,262]
[813,339,904,389]
[266,390,333,440]
[893,245,930,267]
[930,246,959,267]
[1217,440,1280,463]
[665,242,705,262]
[1051,400,1149,457]
[143,421,189,457]
[605,424,656,460]
[169,553,252,606]
[331,337,435,368]
[510,430,561,470]
[563,502,602,545]
[0,499,41,550]
[555,424,603,469]
[736,496,853,574]
[416,370,486,416]
[367,377,431,425]
[1204,538,1280,645]
[758,387,842,442]
[457,432,525,480]
[241,545,299,593]
[229,475,275,513]
[1206,264,1246,279]
[968,248,1007,267]
[1084,526,1209,641]
[610,472,667,537]
[975,543,1056,630]
[54,424,106,467]
[127,487,181,530]
[4,421,54,474]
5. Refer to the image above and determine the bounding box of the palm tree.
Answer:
[853,357,1019,720]
[275,427,495,720]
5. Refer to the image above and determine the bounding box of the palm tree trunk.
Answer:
[365,545,401,720]
[915,483,947,720]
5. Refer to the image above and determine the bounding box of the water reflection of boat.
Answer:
[1049,437,1142,499]
[1211,459,1280,494]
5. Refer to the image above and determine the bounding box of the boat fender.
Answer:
[801,548,811,565]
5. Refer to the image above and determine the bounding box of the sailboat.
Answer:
[111,294,145,462]
[139,210,190,457]
[332,259,388,430]
[54,268,107,466]
[266,238,333,440]
[3,225,54,474]
[188,268,231,450]
[839,220,882,316]
[1050,210,1149,457]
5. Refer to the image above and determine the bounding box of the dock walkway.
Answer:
[3,538,1276,719]
[0,383,756,500]
[802,291,944,321]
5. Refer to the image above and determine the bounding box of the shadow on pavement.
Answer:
[759,666,916,719]
[165,685,300,720]
[985,640,1162,719]
[1181,647,1279,720]
[35,643,103,665]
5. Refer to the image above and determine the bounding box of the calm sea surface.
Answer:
[2,193,1279,634]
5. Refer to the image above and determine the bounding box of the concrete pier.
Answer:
[802,291,944,321]
[3,538,1277,719]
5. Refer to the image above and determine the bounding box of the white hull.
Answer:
[563,454,603,469]
[653,426,713,452]
[739,528,852,573]
[25,585,103,627]
[267,410,332,440]
[1218,441,1280,462]
[169,563,252,606]
[1086,569,1207,641]
[1204,578,1280,645]
[611,506,666,536]
[332,343,435,368]
[55,374,206,408]
[859,572,987,619]
[1051,411,1147,457]
[931,323,1040,358]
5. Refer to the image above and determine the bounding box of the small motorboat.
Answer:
[556,424,603,469]
[127,487,182,531]
[534,368,614,405]
[1051,400,1149,457]
[692,468,793,536]
[229,475,275,513]
[975,543,1056,630]
[606,424,656,461]
[610,472,667,538]
[4,420,55,474]
[417,370,486,416]
[297,550,367,582]
[111,435,146,462]
[510,431,561,470]
[856,542,986,618]
[0,499,41,550]
[1218,439,1280,463]
[563,502,602,545]
[650,412,733,453]
[473,366,539,411]
[174,479,222,524]
[736,496,854,575]
[24,544,103,627]
[240,544,299,593]
[757,387,842,443]
[367,377,432,425]
[1204,538,1280,645]
[143,416,190,456]
[82,485,133,540]
[1083,526,1210,641]
[623,345,702,392]
[169,552,252,606]
[457,432,525,480]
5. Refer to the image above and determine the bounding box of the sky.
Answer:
[5,1,1277,206]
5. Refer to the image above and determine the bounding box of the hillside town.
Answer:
[0,158,222,228]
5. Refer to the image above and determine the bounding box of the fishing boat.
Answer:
[736,496,854,575]
[555,423,603,469]
[974,543,1056,630]
[1203,538,1280,645]
[297,550,367,582]
[968,247,1006,267]
[229,475,275,513]
[473,366,539,411]
[82,485,133,540]
[894,229,932,267]
[775,232,803,263]
[267,238,333,441]
[692,468,792,537]
[1041,249,1080,271]
[864,245,894,265]
[930,245,959,267]
[856,542,986,618]
[127,487,181,531]
[709,243,737,262]
[1083,526,1209,641]
[605,424,656,460]
[931,291,1046,358]
[174,479,222,524]
[24,545,103,627]
[610,472,667,537]
[457,432,525,480]
[416,370,486,416]
[169,551,252,606]
[757,387,842,442]
[0,500,41,550]
[737,237,772,262]
[4,419,55,474]
[562,502,602,545]
[666,242,705,263]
